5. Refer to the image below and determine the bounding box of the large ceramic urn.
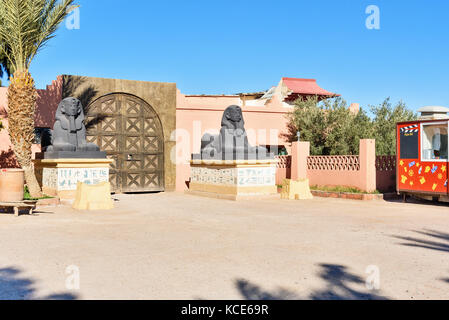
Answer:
[0,169,24,202]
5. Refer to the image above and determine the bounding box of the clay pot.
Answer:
[0,169,24,202]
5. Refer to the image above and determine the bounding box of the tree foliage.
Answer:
[369,98,417,155]
[283,96,416,156]
[282,97,372,155]
[0,0,77,73]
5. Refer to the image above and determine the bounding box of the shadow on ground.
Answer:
[393,229,449,254]
[388,195,449,207]
[393,229,449,284]
[0,267,78,300]
[235,263,388,300]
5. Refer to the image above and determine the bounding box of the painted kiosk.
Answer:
[397,106,449,202]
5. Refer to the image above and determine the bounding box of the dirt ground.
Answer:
[0,192,448,300]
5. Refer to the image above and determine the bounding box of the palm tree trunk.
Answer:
[23,165,42,197]
[7,70,43,198]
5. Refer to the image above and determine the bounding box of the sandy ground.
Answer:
[0,192,448,300]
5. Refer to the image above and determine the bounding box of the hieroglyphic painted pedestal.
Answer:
[187,159,279,200]
[34,159,114,201]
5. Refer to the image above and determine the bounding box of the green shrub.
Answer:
[23,186,53,200]
[310,185,380,194]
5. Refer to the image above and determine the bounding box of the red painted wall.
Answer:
[397,121,448,195]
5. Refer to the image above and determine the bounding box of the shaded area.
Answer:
[309,264,386,300]
[384,195,449,207]
[235,263,387,300]
[236,279,300,300]
[393,229,449,253]
[393,229,449,285]
[62,76,105,131]
[34,78,63,128]
[0,266,78,300]
[0,147,19,168]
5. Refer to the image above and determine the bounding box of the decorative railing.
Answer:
[376,155,396,171]
[307,155,360,171]
[276,155,291,169]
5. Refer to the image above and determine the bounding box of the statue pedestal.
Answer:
[34,158,114,201]
[186,159,279,201]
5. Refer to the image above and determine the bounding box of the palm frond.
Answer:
[0,0,77,72]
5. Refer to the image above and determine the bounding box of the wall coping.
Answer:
[190,159,278,167]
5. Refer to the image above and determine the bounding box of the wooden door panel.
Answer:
[86,93,164,193]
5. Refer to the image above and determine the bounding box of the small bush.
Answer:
[310,185,380,194]
[24,186,53,200]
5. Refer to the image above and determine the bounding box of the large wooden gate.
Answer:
[86,93,164,193]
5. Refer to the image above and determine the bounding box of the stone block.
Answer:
[72,182,114,211]
[281,179,314,200]
[187,159,278,200]
[34,158,113,200]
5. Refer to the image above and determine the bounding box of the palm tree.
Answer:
[0,0,77,197]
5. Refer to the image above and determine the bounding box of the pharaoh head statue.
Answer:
[57,97,83,118]
[221,105,244,130]
[54,97,85,132]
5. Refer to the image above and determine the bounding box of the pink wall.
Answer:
[175,90,292,191]
[291,140,377,192]
[276,143,396,193]
[275,155,291,185]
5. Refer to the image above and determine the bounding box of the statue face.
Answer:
[226,107,242,123]
[61,97,81,117]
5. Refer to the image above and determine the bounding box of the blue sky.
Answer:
[2,0,449,111]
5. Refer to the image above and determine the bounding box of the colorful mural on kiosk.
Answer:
[397,121,449,195]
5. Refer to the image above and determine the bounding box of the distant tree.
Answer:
[283,96,417,156]
[345,107,373,154]
[320,97,367,155]
[283,96,325,155]
[282,96,370,155]
[370,98,417,155]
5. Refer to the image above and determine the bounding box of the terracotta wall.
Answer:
[275,155,291,185]
[291,140,377,192]
[375,155,396,193]
[275,142,397,193]
[175,90,292,191]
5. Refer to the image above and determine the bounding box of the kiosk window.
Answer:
[400,126,419,159]
[422,123,448,161]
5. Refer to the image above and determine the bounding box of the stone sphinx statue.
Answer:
[38,97,106,159]
[192,105,274,160]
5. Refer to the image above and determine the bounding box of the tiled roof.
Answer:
[282,77,340,100]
